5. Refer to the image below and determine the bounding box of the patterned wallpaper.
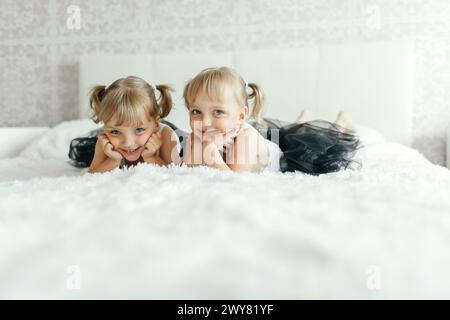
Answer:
[0,0,449,165]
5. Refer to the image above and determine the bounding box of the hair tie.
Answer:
[151,84,157,91]
[245,81,249,88]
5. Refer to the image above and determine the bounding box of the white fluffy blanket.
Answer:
[0,120,449,299]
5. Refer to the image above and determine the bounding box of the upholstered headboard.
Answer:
[79,39,414,145]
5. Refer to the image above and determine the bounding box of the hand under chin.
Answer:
[202,128,239,149]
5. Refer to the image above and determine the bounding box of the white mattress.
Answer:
[0,120,449,299]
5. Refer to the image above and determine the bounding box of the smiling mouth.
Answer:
[120,147,140,156]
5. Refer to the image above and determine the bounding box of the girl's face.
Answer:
[104,116,158,161]
[189,87,248,134]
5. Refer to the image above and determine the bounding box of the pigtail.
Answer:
[89,85,106,123]
[248,82,265,122]
[155,84,174,119]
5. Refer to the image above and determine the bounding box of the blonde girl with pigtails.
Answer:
[68,76,182,173]
[182,67,282,172]
[182,67,361,175]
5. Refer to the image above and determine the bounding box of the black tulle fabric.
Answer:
[69,118,362,174]
[249,118,363,175]
[67,120,185,168]
[68,128,102,168]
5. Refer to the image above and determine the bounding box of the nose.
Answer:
[202,115,212,130]
[123,135,135,148]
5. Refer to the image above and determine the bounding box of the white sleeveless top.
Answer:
[240,122,281,173]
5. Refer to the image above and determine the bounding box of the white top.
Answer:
[240,122,281,173]
[158,123,181,155]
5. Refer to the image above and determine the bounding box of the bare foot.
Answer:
[334,111,356,133]
[295,110,311,124]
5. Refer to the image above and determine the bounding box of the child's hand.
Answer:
[98,134,123,162]
[203,127,238,150]
[142,132,162,161]
[202,136,226,166]
[184,132,202,166]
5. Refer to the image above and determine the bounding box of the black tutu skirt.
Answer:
[68,120,185,168]
[249,118,363,175]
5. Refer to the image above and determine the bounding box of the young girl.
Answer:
[182,67,361,175]
[68,76,181,173]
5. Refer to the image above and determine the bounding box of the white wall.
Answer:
[0,0,449,165]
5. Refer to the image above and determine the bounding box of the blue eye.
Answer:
[213,110,225,116]
[191,109,201,115]
[135,128,145,134]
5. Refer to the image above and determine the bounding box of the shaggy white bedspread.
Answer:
[0,120,449,299]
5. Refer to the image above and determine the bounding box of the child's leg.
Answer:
[334,111,356,133]
[295,110,311,124]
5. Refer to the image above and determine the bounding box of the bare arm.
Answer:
[202,140,231,171]
[159,126,182,165]
[143,155,167,166]
[228,129,269,173]
[142,127,181,166]
[184,128,268,172]
[88,134,123,173]
[88,157,122,173]
[183,132,203,167]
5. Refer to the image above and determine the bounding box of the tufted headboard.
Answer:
[79,39,414,146]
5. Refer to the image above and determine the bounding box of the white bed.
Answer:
[1,40,450,299]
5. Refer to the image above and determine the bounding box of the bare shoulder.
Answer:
[160,125,178,142]
[161,124,173,135]
[236,127,268,149]
[233,126,270,170]
[159,123,182,164]
[235,126,261,142]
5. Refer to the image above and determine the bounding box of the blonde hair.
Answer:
[183,67,264,121]
[89,76,173,125]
